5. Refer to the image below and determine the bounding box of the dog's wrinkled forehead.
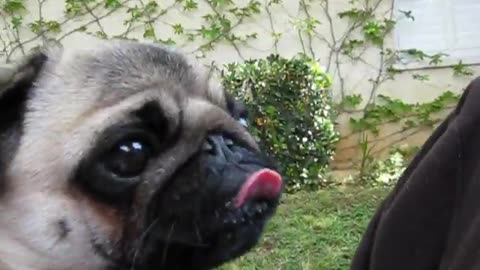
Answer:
[9,38,257,189]
[41,39,226,110]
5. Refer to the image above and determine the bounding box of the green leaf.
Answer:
[341,39,364,55]
[412,73,430,81]
[64,0,95,16]
[208,0,233,8]
[104,0,121,9]
[10,16,22,28]
[183,0,198,11]
[144,1,158,15]
[157,38,176,45]
[342,94,363,109]
[3,0,25,14]
[95,31,107,39]
[401,49,427,60]
[143,26,156,39]
[199,25,221,40]
[453,60,474,77]
[29,20,61,34]
[338,7,373,21]
[172,24,184,35]
[46,20,61,33]
[398,9,415,21]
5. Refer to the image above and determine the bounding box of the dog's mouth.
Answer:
[130,167,283,270]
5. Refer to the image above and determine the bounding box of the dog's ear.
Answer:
[0,52,49,191]
[0,52,48,133]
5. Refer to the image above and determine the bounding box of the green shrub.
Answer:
[358,150,407,187]
[221,54,339,192]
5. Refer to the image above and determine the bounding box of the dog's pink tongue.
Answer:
[234,169,282,208]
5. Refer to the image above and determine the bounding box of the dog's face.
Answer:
[0,38,283,270]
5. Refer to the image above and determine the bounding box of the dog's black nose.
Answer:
[202,135,237,160]
[202,134,283,208]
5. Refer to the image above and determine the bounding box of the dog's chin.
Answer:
[133,197,278,270]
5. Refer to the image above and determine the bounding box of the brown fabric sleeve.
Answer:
[350,77,480,270]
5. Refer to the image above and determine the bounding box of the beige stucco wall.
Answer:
[1,0,479,169]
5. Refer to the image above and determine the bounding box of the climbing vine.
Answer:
[292,0,473,179]
[0,0,477,185]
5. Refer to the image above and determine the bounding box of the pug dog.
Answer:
[0,37,283,270]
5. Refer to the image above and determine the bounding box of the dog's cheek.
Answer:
[0,191,111,269]
[71,190,125,243]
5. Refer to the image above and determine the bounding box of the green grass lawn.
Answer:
[221,186,390,270]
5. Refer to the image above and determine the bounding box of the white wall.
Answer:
[1,0,478,168]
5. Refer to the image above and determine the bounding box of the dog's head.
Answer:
[0,38,283,270]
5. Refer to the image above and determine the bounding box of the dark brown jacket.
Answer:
[351,77,480,270]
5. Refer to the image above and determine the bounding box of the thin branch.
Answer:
[5,0,108,61]
[191,0,253,56]
[117,2,177,37]
[264,0,278,53]
[36,0,49,43]
[299,0,315,58]
[82,1,108,38]
[370,128,425,155]
[0,14,25,58]
[320,0,337,71]
[58,0,131,41]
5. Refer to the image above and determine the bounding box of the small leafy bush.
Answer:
[356,149,408,187]
[222,54,339,192]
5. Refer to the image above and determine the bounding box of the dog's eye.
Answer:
[104,140,152,177]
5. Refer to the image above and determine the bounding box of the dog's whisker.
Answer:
[165,238,210,248]
[131,218,160,270]
[161,221,176,266]
[193,220,204,244]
